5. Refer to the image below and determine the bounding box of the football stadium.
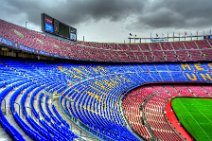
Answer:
[0,1,212,141]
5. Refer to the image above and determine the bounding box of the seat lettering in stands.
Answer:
[200,74,212,81]
[194,63,204,70]
[181,64,192,70]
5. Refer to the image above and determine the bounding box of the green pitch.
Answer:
[172,98,212,141]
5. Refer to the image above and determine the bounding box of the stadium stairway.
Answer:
[0,124,12,141]
[53,98,99,141]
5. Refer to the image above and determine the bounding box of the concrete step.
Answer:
[54,100,100,141]
[3,87,33,141]
[6,115,32,141]
[0,125,12,141]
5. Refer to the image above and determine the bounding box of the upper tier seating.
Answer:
[0,19,212,63]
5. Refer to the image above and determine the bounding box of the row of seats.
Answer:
[0,19,212,63]
[122,85,212,141]
[80,40,212,62]
[0,59,80,141]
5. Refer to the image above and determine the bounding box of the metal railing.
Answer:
[14,102,20,116]
[1,98,6,115]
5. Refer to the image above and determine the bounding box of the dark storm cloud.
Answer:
[1,0,145,26]
[1,0,212,31]
[134,0,212,29]
[63,0,145,22]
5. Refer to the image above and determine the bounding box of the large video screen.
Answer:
[59,22,69,39]
[54,19,59,35]
[42,13,77,41]
[70,27,77,41]
[44,15,54,33]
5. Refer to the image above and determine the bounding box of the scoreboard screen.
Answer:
[70,27,77,41]
[44,15,54,33]
[59,22,69,39]
[42,13,77,41]
[54,19,59,34]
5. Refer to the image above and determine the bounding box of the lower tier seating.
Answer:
[0,57,211,140]
[122,85,212,140]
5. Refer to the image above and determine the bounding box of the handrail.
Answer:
[25,106,33,117]
[14,102,20,116]
[0,98,6,115]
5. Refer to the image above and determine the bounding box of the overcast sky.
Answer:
[0,0,212,43]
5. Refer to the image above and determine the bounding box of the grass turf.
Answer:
[172,98,212,141]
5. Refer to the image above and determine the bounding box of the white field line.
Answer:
[178,100,211,140]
